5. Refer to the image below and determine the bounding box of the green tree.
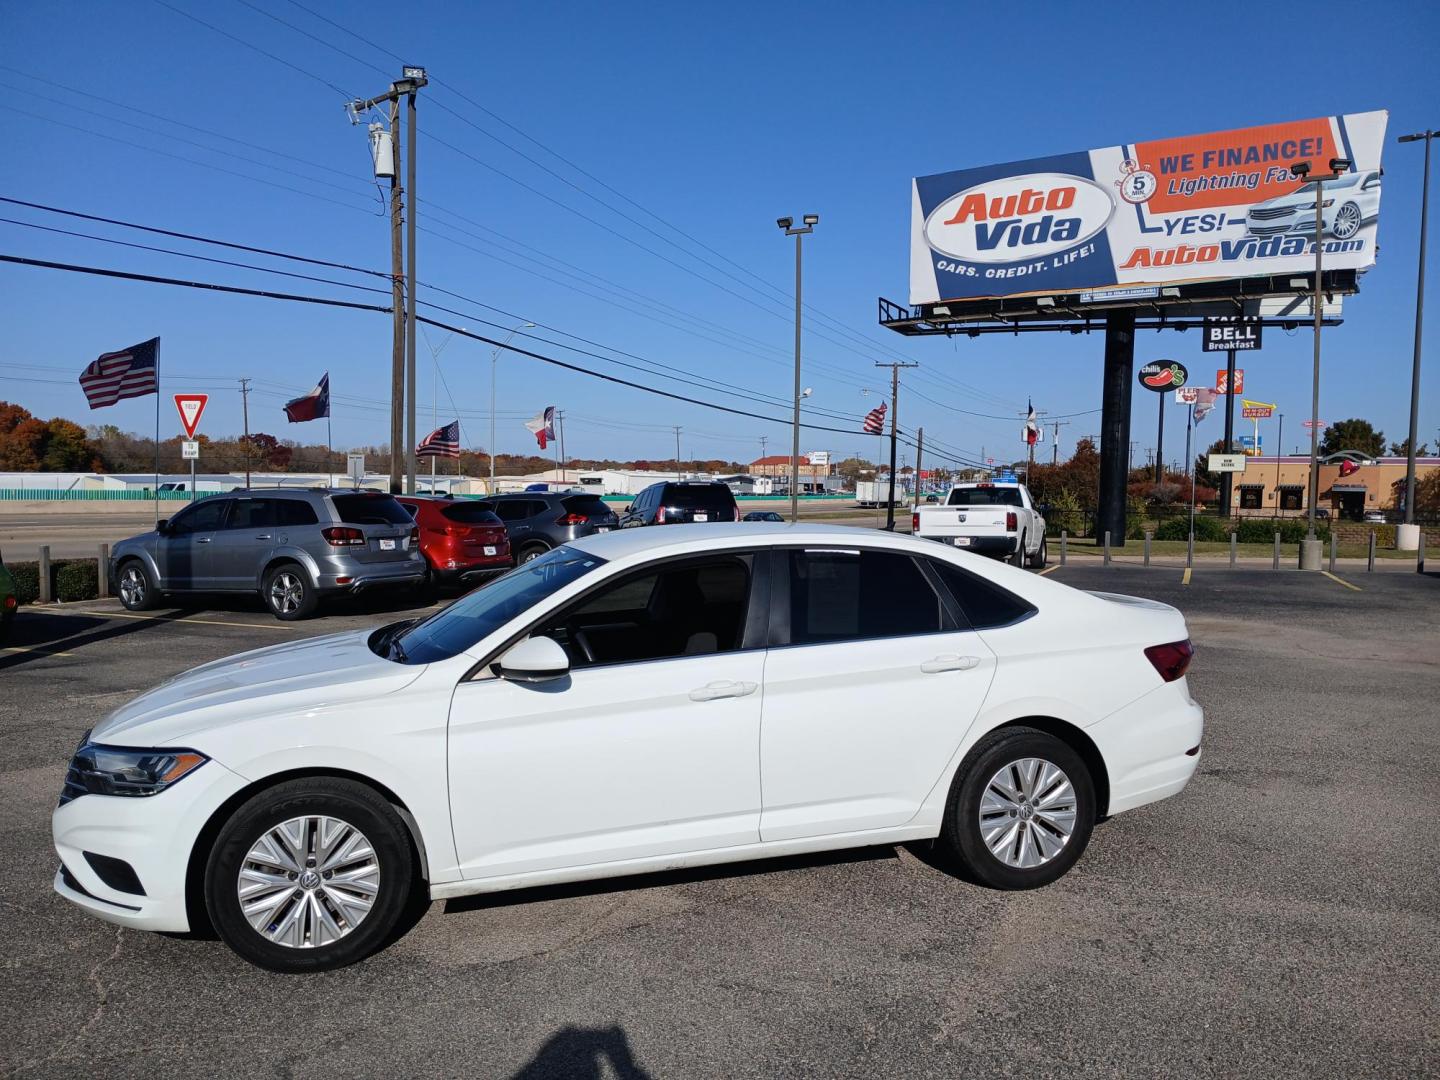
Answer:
[40,418,98,470]
[1388,437,1431,457]
[1319,418,1385,458]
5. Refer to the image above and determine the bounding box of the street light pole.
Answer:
[489,322,535,492]
[1399,129,1436,542]
[777,215,818,522]
[1290,157,1351,569]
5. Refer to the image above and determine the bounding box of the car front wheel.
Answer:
[1332,201,1362,240]
[117,560,159,611]
[940,726,1095,890]
[204,778,417,973]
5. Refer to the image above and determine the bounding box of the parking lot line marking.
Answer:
[1321,571,1363,592]
[2,645,76,657]
[1038,565,1061,576]
[65,610,306,631]
[1181,567,1192,586]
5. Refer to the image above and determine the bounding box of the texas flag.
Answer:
[525,405,555,449]
[1024,400,1040,446]
[283,372,329,422]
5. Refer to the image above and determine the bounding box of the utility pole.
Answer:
[556,410,566,482]
[875,361,918,530]
[238,377,252,489]
[914,426,924,508]
[1050,419,1070,466]
[350,67,426,495]
[674,426,682,480]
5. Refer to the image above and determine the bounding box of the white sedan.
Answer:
[53,524,1202,972]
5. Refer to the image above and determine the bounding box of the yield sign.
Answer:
[174,394,209,439]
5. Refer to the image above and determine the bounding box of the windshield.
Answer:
[1293,175,1357,195]
[389,546,605,664]
[947,487,1022,507]
[440,501,502,524]
[331,493,414,525]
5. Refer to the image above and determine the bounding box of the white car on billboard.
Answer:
[1245,171,1382,241]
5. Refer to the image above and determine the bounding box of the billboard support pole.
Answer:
[1154,392,1164,484]
[1098,310,1135,548]
[1220,347,1237,518]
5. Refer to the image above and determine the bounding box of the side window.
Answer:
[398,502,420,520]
[930,560,1036,630]
[787,550,944,644]
[492,500,527,523]
[276,499,319,527]
[170,498,229,534]
[226,498,278,530]
[535,555,753,667]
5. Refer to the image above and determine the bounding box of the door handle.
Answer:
[254,534,272,540]
[921,654,981,674]
[689,680,758,702]
[196,537,212,544]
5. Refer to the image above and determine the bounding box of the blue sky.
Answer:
[4,0,1438,470]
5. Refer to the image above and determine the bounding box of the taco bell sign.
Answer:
[910,111,1388,305]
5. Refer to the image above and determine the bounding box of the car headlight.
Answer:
[64,740,208,800]
[1320,199,1334,208]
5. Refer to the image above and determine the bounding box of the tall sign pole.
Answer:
[875,361,918,530]
[1399,129,1435,541]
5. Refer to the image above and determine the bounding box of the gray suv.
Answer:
[482,492,619,563]
[111,488,426,620]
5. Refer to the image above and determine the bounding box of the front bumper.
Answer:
[52,757,250,932]
[1088,679,1204,817]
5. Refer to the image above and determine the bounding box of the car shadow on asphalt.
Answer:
[510,1025,651,1079]
[0,608,194,671]
[442,844,903,917]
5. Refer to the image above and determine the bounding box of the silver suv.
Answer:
[111,488,426,620]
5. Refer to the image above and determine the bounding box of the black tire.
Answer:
[414,565,440,605]
[116,559,159,611]
[204,777,417,973]
[1028,536,1048,570]
[1009,534,1026,567]
[262,563,318,621]
[517,543,549,564]
[938,726,1095,890]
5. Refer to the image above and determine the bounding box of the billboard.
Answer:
[910,111,1388,305]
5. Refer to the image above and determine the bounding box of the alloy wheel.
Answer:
[1333,203,1362,239]
[977,757,1077,868]
[268,572,304,615]
[237,815,380,949]
[118,566,146,607]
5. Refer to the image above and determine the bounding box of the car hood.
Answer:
[91,628,422,746]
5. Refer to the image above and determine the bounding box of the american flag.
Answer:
[79,337,159,409]
[417,420,461,458]
[862,401,887,434]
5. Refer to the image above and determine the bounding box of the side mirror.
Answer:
[156,518,170,534]
[492,636,570,683]
[623,504,632,513]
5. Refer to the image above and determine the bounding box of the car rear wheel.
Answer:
[1009,534,1026,567]
[117,560,159,611]
[204,777,416,973]
[1028,536,1048,569]
[263,564,318,621]
[939,726,1095,890]
[517,544,549,564]
[1332,201,1362,240]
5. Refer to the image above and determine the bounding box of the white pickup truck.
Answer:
[912,480,1048,568]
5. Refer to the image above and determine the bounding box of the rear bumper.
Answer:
[1088,680,1204,817]
[919,534,1017,556]
[315,556,426,594]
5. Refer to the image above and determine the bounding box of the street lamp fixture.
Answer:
[777,213,819,522]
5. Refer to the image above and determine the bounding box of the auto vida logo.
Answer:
[924,173,1114,263]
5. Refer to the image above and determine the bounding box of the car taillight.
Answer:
[321,526,365,547]
[912,511,919,532]
[656,506,666,524]
[1144,639,1194,682]
[1005,511,1017,531]
[556,513,588,526]
[410,526,419,544]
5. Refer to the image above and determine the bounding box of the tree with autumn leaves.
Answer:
[0,402,103,471]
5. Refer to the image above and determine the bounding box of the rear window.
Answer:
[331,493,415,525]
[441,501,502,524]
[663,484,736,511]
[947,487,1023,507]
[562,495,613,518]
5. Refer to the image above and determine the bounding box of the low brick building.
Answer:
[1231,455,1438,519]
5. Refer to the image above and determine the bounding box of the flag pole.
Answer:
[153,340,161,522]
[327,412,333,487]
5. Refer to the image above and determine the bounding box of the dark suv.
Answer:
[482,492,620,563]
[619,481,739,527]
[110,488,425,620]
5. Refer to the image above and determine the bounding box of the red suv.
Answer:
[396,495,513,592]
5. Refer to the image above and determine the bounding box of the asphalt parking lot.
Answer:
[3,564,1438,1078]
